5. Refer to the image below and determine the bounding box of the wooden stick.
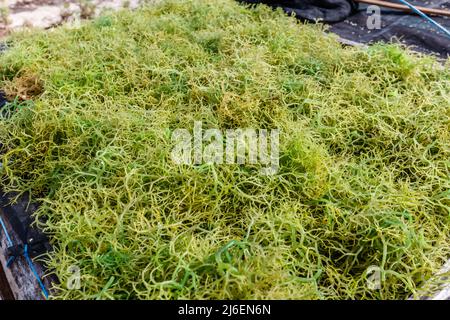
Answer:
[0,261,15,300]
[354,0,450,17]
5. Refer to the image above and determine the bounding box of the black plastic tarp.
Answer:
[331,0,450,58]
[239,0,358,22]
[239,0,450,58]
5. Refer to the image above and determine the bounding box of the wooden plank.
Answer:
[413,259,450,300]
[0,194,54,300]
[0,258,14,300]
[432,260,450,300]
[0,211,45,300]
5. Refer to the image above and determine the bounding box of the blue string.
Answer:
[6,256,14,268]
[0,214,49,299]
[24,244,49,300]
[0,215,13,247]
[396,0,450,39]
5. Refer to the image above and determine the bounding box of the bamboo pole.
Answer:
[354,0,450,17]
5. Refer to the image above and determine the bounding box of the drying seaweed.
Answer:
[0,0,449,299]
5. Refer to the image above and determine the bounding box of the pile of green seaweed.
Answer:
[0,0,449,299]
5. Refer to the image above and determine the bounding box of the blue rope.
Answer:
[24,244,49,299]
[396,0,450,39]
[0,214,49,299]
[6,256,14,268]
[0,215,13,247]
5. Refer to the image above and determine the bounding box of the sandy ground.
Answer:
[0,0,144,38]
